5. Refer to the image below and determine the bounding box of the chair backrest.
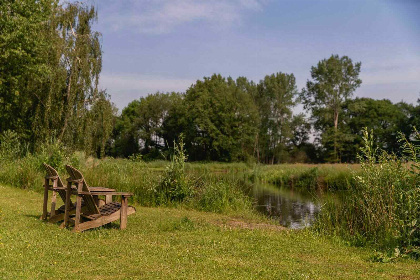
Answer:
[43,163,67,203]
[65,165,100,215]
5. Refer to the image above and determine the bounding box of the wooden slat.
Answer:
[89,187,116,192]
[77,191,134,196]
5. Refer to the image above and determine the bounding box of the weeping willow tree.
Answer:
[0,1,114,156]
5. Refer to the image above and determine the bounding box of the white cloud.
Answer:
[102,0,265,34]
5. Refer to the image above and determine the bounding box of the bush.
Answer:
[0,130,23,159]
[316,128,420,257]
[154,138,194,204]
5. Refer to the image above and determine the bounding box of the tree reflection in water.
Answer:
[252,184,321,229]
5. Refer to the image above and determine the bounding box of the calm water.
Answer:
[251,184,322,229]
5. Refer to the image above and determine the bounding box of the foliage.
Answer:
[254,163,355,191]
[0,0,114,155]
[111,92,182,159]
[340,98,415,161]
[193,181,253,214]
[184,74,260,161]
[0,0,54,141]
[0,130,23,159]
[154,137,193,204]
[301,54,362,162]
[255,72,298,163]
[84,91,117,158]
[316,128,420,257]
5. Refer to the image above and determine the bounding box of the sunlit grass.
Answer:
[0,184,419,279]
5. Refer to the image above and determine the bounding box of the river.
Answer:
[250,183,323,229]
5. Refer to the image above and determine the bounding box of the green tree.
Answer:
[184,74,259,161]
[112,92,182,159]
[301,54,362,162]
[134,92,177,158]
[255,73,297,163]
[49,2,103,148]
[112,100,142,157]
[341,98,416,161]
[0,1,109,156]
[84,91,117,158]
[0,0,55,141]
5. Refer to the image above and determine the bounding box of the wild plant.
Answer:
[154,137,193,204]
[0,130,22,160]
[316,128,420,258]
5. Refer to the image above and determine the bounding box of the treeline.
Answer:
[110,71,419,163]
[1,1,419,163]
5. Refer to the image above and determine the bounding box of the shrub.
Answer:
[0,130,22,159]
[316,128,420,257]
[154,138,193,204]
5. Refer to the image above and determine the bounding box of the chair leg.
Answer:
[51,189,57,217]
[63,181,72,228]
[41,178,49,220]
[74,194,82,231]
[120,196,128,230]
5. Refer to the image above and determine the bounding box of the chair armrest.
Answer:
[79,191,134,197]
[66,178,83,183]
[89,187,116,192]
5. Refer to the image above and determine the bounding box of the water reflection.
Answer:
[251,184,321,229]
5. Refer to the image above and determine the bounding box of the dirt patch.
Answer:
[214,218,286,231]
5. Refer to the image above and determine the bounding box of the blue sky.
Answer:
[86,0,420,110]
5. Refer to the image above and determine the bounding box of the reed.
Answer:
[316,129,420,258]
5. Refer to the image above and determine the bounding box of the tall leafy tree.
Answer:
[184,74,259,161]
[301,54,362,162]
[48,2,102,148]
[341,98,416,161]
[0,1,110,156]
[0,0,55,140]
[255,73,297,163]
[84,91,117,158]
[111,100,142,157]
[112,92,182,159]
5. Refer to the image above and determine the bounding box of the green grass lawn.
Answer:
[0,184,418,279]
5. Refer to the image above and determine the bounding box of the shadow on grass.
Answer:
[25,214,43,219]
[25,214,121,231]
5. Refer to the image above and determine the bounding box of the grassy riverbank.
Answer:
[1,184,419,279]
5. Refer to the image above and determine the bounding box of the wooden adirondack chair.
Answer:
[64,165,136,232]
[41,163,87,223]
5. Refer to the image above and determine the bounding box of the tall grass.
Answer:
[316,129,420,258]
[0,137,255,216]
[251,163,357,191]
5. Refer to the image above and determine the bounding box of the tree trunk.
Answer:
[254,133,260,163]
[333,109,339,162]
[58,66,73,142]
